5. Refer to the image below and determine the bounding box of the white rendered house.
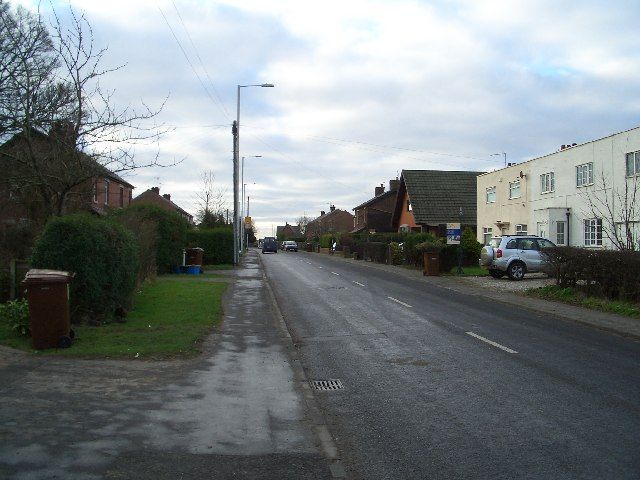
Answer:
[477,126,640,249]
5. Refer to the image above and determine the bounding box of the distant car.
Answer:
[479,235,556,280]
[262,237,278,254]
[283,240,298,252]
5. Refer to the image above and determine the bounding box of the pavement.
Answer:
[312,251,640,339]
[0,249,637,479]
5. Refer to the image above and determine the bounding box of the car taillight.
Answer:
[496,249,502,258]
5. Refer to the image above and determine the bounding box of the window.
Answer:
[104,179,110,205]
[537,222,546,239]
[483,227,492,245]
[93,180,98,203]
[626,151,640,177]
[506,239,517,249]
[509,180,521,199]
[556,221,566,245]
[406,200,412,211]
[518,238,538,251]
[119,186,124,207]
[538,239,556,249]
[540,172,554,193]
[576,162,593,187]
[486,186,496,203]
[584,218,602,246]
[515,224,527,235]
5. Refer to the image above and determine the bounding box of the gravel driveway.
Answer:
[458,272,554,292]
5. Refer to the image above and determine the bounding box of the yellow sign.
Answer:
[244,216,251,226]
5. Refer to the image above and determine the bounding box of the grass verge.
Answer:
[203,264,233,270]
[526,285,640,319]
[443,265,488,277]
[0,276,227,359]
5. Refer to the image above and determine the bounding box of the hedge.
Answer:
[112,204,190,275]
[542,247,640,302]
[187,227,233,265]
[31,214,139,322]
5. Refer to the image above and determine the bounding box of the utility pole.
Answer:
[232,120,239,265]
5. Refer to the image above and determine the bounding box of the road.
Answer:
[261,250,640,480]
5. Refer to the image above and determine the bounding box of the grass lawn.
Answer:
[203,264,233,270]
[443,265,488,277]
[0,276,227,359]
[526,285,640,320]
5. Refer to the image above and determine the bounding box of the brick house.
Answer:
[352,179,400,233]
[306,206,354,240]
[0,128,134,227]
[276,223,302,240]
[131,187,194,224]
[391,170,481,237]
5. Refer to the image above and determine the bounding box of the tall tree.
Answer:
[0,2,169,221]
[195,170,228,227]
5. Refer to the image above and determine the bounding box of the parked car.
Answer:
[283,240,298,252]
[479,235,556,280]
[262,237,278,254]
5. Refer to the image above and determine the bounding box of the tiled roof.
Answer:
[401,170,483,224]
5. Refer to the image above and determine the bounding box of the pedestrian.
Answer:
[332,240,337,254]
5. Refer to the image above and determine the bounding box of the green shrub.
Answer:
[461,227,482,259]
[187,227,233,265]
[112,204,190,275]
[319,234,335,249]
[403,233,436,266]
[0,299,30,336]
[389,242,403,265]
[31,214,139,321]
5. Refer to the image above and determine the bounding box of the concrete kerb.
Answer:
[303,250,640,340]
[257,252,347,479]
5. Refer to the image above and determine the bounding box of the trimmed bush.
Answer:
[112,204,190,275]
[31,214,139,321]
[403,233,436,266]
[187,227,233,265]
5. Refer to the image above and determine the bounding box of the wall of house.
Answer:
[396,190,419,231]
[477,126,640,249]
[92,178,133,210]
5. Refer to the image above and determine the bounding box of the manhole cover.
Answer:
[311,379,344,391]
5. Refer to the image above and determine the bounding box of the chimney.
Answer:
[389,179,400,192]
[151,187,160,194]
[560,145,566,150]
[330,205,336,212]
[320,210,325,216]
[163,193,171,201]
[375,184,385,196]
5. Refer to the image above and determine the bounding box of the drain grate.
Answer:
[311,379,344,391]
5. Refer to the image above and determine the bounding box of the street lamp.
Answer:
[233,83,274,265]
[241,155,261,252]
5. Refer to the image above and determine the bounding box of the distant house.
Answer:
[0,128,134,228]
[352,179,400,233]
[276,223,302,240]
[391,170,482,237]
[306,206,354,240]
[131,187,194,224]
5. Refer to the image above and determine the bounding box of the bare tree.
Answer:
[296,214,311,235]
[195,170,228,227]
[0,2,170,220]
[582,170,639,250]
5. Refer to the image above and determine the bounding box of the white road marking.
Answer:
[353,281,365,287]
[331,272,340,276]
[318,266,323,269]
[466,332,518,354]
[387,296,413,308]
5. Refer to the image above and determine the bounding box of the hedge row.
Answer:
[31,214,138,322]
[542,247,640,302]
[187,227,233,265]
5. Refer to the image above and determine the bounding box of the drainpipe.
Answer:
[566,209,571,246]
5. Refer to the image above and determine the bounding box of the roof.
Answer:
[393,170,483,226]
[353,189,397,211]
[308,208,353,225]
[132,189,192,219]
[276,224,301,236]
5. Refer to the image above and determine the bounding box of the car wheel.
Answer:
[507,262,525,281]
[489,269,505,279]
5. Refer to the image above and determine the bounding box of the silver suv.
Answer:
[480,235,556,280]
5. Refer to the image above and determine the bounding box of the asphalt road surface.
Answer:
[261,250,640,480]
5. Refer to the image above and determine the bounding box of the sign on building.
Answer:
[446,223,461,244]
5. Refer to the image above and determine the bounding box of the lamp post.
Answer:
[457,207,464,275]
[241,155,261,252]
[233,83,274,265]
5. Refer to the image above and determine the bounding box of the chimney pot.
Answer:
[320,211,325,216]
[151,186,160,194]
[374,184,385,196]
[561,145,566,150]
[389,179,400,192]
[163,193,171,201]
[330,205,336,212]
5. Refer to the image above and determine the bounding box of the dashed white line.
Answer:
[387,296,413,308]
[353,281,365,287]
[466,332,518,354]
[318,266,323,269]
[331,272,340,276]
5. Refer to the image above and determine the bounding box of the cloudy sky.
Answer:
[16,0,640,238]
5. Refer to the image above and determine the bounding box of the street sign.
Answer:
[446,223,461,244]
[244,216,251,227]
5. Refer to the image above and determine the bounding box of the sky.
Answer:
[14,0,640,238]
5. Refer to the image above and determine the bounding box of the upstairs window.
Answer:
[93,180,98,203]
[486,186,496,203]
[104,179,110,205]
[509,180,521,199]
[540,172,554,193]
[576,162,593,187]
[626,151,640,177]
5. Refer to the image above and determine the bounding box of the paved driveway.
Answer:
[0,255,331,479]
